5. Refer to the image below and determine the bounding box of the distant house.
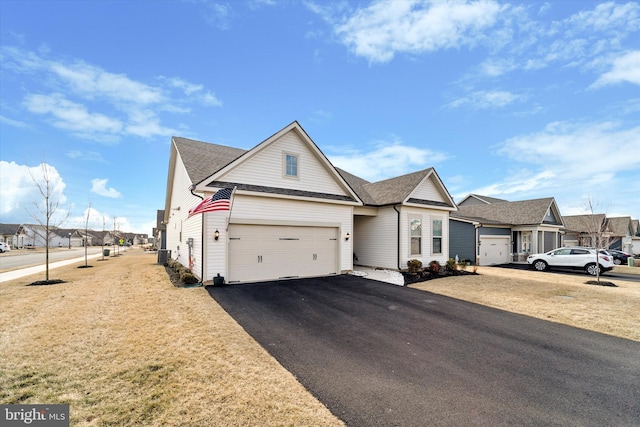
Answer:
[163,121,457,284]
[153,209,166,249]
[564,215,637,254]
[632,219,640,255]
[0,224,20,247]
[450,195,564,265]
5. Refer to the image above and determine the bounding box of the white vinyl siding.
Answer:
[409,174,448,204]
[354,207,398,270]
[166,158,205,278]
[220,130,348,196]
[401,208,449,268]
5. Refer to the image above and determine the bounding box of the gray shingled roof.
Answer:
[364,168,435,206]
[460,194,509,205]
[172,136,247,185]
[562,214,606,233]
[454,198,557,225]
[173,134,452,208]
[0,224,20,235]
[607,216,632,236]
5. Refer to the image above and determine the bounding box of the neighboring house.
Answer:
[562,214,639,254]
[153,209,166,249]
[607,217,635,253]
[450,194,564,265]
[163,121,456,284]
[562,214,610,248]
[631,219,640,255]
[0,224,20,247]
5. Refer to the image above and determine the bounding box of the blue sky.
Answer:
[1,0,639,235]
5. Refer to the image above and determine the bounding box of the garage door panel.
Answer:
[480,236,510,266]
[228,225,338,283]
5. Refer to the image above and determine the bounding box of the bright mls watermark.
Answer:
[1,404,69,426]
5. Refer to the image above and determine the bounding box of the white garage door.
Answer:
[479,236,510,266]
[228,224,339,283]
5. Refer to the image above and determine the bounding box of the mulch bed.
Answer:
[27,279,66,286]
[165,265,479,287]
[585,280,617,287]
[402,268,478,285]
[164,265,183,288]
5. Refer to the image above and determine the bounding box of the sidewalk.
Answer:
[350,265,405,286]
[0,252,103,283]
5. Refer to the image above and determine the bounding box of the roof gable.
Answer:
[455,197,562,226]
[607,216,632,236]
[174,122,360,204]
[458,194,508,207]
[338,167,455,209]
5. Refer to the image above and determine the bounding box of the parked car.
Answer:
[606,249,631,265]
[527,247,614,276]
[0,242,11,253]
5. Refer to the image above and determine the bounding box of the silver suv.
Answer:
[527,247,615,276]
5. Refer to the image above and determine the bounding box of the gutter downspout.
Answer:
[190,185,205,282]
[393,204,401,270]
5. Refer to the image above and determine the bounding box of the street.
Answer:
[0,247,116,271]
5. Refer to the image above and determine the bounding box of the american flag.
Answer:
[188,188,234,217]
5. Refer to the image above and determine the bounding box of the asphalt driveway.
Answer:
[207,275,640,426]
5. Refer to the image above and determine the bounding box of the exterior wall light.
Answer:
[345,232,350,241]
[214,229,220,241]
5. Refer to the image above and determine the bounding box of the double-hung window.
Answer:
[284,153,298,178]
[432,218,443,255]
[410,216,422,256]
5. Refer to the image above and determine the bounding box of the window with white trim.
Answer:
[284,153,298,178]
[410,216,422,256]
[432,218,442,254]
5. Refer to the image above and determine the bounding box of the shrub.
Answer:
[180,271,199,284]
[429,260,441,273]
[445,258,457,272]
[407,259,423,274]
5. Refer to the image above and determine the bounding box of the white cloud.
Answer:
[205,2,233,30]
[446,90,526,109]
[465,121,640,212]
[159,76,223,106]
[0,161,67,220]
[24,93,123,138]
[66,150,107,163]
[91,178,122,198]
[497,121,640,174]
[0,114,29,128]
[328,137,448,182]
[50,62,164,105]
[1,47,222,142]
[591,50,640,88]
[333,0,505,63]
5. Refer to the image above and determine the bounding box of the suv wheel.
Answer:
[533,260,548,271]
[585,263,601,276]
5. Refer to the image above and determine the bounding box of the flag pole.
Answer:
[226,186,237,232]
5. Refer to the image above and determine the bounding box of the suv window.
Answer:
[571,249,590,255]
[554,249,571,255]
